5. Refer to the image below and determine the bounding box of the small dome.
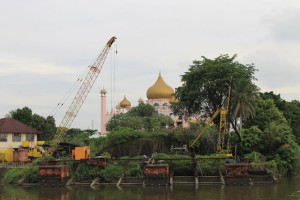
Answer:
[120,96,131,108]
[169,96,179,104]
[138,97,144,103]
[146,73,174,99]
[100,87,107,94]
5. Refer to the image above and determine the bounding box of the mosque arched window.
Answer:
[154,103,159,107]
[162,103,168,106]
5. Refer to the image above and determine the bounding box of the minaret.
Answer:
[100,88,107,136]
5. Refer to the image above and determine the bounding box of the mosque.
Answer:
[100,73,190,135]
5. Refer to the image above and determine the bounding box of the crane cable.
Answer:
[109,41,117,114]
[114,40,117,114]
[49,65,90,117]
[49,45,109,118]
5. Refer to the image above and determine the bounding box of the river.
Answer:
[1,176,300,200]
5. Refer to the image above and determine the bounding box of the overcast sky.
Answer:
[1,0,300,130]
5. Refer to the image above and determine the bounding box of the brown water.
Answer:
[1,176,300,200]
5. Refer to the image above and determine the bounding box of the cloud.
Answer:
[263,8,300,41]
[243,51,300,88]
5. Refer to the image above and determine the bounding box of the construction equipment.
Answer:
[22,141,45,158]
[190,77,233,156]
[44,36,116,157]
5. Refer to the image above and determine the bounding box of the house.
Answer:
[0,117,41,149]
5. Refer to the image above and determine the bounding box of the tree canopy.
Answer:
[9,107,56,140]
[172,54,258,122]
[106,103,174,132]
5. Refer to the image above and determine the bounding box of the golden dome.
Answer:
[138,97,144,103]
[120,96,131,108]
[169,96,179,104]
[146,73,174,99]
[100,87,107,94]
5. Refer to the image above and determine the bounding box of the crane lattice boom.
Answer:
[45,36,116,156]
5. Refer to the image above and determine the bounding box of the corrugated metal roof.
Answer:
[0,117,42,134]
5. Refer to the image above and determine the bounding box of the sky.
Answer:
[1,0,300,131]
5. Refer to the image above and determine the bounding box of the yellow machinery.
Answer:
[0,148,14,162]
[22,141,45,158]
[44,36,116,157]
[190,77,233,156]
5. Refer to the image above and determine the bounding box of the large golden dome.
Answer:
[120,96,131,108]
[147,73,174,99]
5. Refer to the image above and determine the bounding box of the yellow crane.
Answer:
[44,37,116,157]
[190,77,233,156]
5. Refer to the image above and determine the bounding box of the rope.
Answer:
[49,66,89,117]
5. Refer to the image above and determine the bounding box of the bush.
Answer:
[2,168,28,183]
[75,163,97,181]
[154,153,194,176]
[99,163,123,182]
[2,166,39,184]
[196,155,226,175]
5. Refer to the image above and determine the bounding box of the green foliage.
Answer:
[32,156,55,164]
[90,137,107,156]
[2,168,28,183]
[231,78,259,130]
[122,156,144,177]
[98,163,123,182]
[127,102,157,117]
[74,163,97,181]
[154,153,194,176]
[244,99,288,131]
[9,106,56,141]
[106,103,173,132]
[285,100,300,143]
[106,127,142,146]
[172,54,258,122]
[239,126,262,153]
[100,152,112,159]
[2,166,39,183]
[244,151,265,161]
[266,160,278,174]
[196,155,226,176]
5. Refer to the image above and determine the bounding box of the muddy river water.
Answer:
[1,176,300,200]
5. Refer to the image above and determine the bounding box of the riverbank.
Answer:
[0,154,277,187]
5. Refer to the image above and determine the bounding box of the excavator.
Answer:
[190,77,233,156]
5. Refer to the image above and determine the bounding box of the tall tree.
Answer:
[172,54,258,124]
[9,107,56,140]
[10,107,33,126]
[244,98,288,131]
[231,79,259,130]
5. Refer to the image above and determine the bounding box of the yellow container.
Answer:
[22,141,30,147]
[0,148,14,162]
[37,141,45,146]
[73,146,90,160]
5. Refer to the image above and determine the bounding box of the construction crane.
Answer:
[44,36,117,156]
[190,77,233,156]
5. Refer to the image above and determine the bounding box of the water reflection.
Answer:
[1,176,300,200]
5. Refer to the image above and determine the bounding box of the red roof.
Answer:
[0,117,41,134]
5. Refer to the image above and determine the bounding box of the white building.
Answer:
[0,117,40,149]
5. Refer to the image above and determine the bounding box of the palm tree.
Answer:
[231,79,259,132]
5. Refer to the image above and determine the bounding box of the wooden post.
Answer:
[194,158,198,185]
[116,160,128,186]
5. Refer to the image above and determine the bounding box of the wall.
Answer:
[0,133,37,148]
